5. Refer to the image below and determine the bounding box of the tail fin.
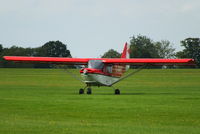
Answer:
[121,42,130,59]
[112,42,130,77]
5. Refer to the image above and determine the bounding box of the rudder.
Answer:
[112,42,130,77]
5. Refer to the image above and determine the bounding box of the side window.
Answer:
[106,65,112,73]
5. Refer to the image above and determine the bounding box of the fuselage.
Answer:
[80,68,120,86]
[79,59,127,86]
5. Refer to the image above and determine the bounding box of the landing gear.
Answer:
[79,87,92,94]
[79,88,84,94]
[87,88,92,94]
[79,87,120,95]
[115,89,120,95]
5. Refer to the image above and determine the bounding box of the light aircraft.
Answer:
[3,43,195,94]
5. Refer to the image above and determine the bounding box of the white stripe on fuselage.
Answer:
[81,73,120,86]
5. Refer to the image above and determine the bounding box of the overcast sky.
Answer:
[0,0,200,57]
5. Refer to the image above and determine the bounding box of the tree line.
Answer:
[102,35,200,68]
[0,41,71,68]
[0,35,199,68]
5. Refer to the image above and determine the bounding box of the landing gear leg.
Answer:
[87,88,92,95]
[115,89,120,95]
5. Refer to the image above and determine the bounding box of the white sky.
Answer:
[0,0,200,57]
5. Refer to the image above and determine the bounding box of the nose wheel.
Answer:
[79,87,120,95]
[79,88,84,94]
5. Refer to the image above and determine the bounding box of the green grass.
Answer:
[0,68,200,134]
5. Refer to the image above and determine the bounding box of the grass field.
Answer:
[0,68,200,134]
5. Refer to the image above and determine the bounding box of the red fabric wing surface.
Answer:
[4,56,195,66]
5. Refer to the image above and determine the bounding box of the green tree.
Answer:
[129,35,176,68]
[0,46,35,68]
[130,35,159,58]
[0,44,3,67]
[35,41,71,57]
[101,49,121,58]
[2,46,34,56]
[154,40,175,58]
[176,38,200,67]
[0,41,72,68]
[33,41,71,68]
[0,44,2,53]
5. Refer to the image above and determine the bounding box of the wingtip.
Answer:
[3,56,8,60]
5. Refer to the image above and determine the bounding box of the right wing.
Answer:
[3,56,95,65]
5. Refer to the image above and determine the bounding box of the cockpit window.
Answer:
[88,60,104,69]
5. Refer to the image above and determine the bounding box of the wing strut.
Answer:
[109,65,147,86]
[63,66,84,83]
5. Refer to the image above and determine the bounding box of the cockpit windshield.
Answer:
[88,60,104,69]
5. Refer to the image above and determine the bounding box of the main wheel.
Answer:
[115,89,120,95]
[87,88,92,94]
[79,88,84,94]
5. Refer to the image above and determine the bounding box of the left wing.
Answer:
[102,58,195,66]
[3,56,195,66]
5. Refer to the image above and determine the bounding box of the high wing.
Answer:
[3,56,195,66]
[3,56,94,65]
[102,58,195,66]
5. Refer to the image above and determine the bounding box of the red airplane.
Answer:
[3,43,195,94]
